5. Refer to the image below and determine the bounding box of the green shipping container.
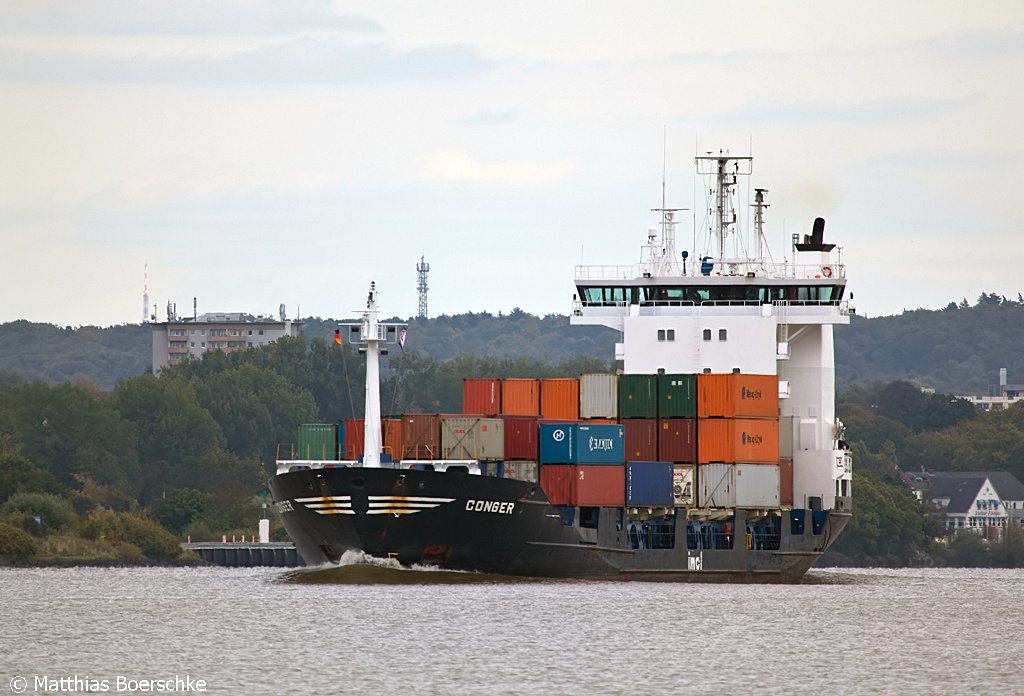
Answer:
[618,374,658,419]
[658,374,697,418]
[297,423,338,460]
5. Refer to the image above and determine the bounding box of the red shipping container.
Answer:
[540,378,580,420]
[780,458,794,506]
[401,413,442,459]
[501,378,541,416]
[463,378,501,416]
[503,416,539,460]
[344,418,365,460]
[623,418,658,461]
[658,418,697,463]
[540,464,625,507]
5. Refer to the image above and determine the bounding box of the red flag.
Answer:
[334,329,341,345]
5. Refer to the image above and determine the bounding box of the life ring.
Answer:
[820,265,833,278]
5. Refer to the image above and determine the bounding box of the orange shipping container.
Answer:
[697,373,779,418]
[344,418,365,460]
[501,378,541,416]
[382,418,403,462]
[697,418,780,464]
[540,378,580,420]
[463,378,501,416]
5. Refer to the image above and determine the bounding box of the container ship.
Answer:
[269,152,853,582]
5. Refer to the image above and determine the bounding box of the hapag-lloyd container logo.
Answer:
[588,436,615,452]
[740,386,763,400]
[741,432,763,446]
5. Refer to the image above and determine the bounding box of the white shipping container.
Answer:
[698,463,734,508]
[440,416,505,460]
[735,463,780,508]
[672,464,695,506]
[698,463,780,508]
[504,460,538,483]
[580,373,618,419]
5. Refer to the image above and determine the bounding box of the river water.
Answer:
[0,563,1019,695]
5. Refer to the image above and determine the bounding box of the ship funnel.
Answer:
[794,216,835,252]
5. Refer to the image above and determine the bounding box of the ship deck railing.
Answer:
[275,459,483,476]
[575,260,845,282]
[572,299,852,316]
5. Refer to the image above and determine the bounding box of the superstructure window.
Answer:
[702,329,712,341]
[658,329,676,341]
[719,329,727,341]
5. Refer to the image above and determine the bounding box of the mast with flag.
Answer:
[335,283,408,468]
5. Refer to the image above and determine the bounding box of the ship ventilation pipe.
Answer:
[810,217,825,245]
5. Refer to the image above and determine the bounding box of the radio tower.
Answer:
[416,255,430,319]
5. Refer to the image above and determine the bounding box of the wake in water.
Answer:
[275,550,548,585]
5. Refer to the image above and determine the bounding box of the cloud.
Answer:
[0,0,381,36]
[716,95,976,124]
[417,150,578,187]
[0,35,494,85]
[930,23,1024,59]
[457,109,520,127]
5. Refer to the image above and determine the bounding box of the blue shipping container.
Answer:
[539,423,625,464]
[626,461,674,507]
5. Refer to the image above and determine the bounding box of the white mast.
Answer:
[361,282,384,468]
[696,152,752,264]
[339,282,407,468]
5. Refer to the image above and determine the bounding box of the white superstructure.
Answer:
[571,152,852,512]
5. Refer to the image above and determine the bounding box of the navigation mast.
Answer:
[696,152,752,264]
[338,283,408,468]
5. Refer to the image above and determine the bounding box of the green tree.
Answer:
[831,471,939,565]
[112,374,223,502]
[149,488,207,535]
[2,382,139,497]
[0,492,77,535]
[0,521,37,562]
[0,453,63,502]
[192,364,317,462]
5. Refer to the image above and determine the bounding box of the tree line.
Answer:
[3,316,1024,566]
[4,291,1024,394]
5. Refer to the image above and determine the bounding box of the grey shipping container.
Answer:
[779,415,794,459]
[440,416,505,460]
[698,463,780,509]
[580,373,618,419]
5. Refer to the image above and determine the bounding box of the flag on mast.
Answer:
[334,329,342,345]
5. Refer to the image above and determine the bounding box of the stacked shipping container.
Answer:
[305,371,791,510]
[695,373,783,509]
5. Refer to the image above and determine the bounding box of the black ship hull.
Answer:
[270,467,850,583]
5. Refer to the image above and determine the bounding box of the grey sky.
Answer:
[2,1,1022,326]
